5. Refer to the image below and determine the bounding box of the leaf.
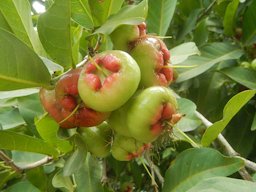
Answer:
[223,0,239,36]
[4,180,40,192]
[251,112,256,131]
[193,19,209,46]
[12,151,46,167]
[147,0,177,36]
[162,148,244,192]
[94,0,148,35]
[40,57,64,75]
[220,67,256,89]
[52,170,74,192]
[0,29,51,91]
[74,154,104,192]
[38,0,73,69]
[170,42,200,65]
[0,130,59,157]
[0,89,39,100]
[88,0,125,26]
[242,0,256,45]
[0,107,25,130]
[187,177,256,192]
[0,0,45,55]
[71,0,94,30]
[202,90,256,146]
[0,11,12,32]
[35,115,73,153]
[176,43,243,83]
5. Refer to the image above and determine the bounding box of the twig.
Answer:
[0,150,21,173]
[20,156,53,170]
[197,0,218,21]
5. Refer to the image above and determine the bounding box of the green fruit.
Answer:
[240,61,250,68]
[127,86,179,143]
[251,59,256,70]
[78,50,141,112]
[111,135,149,161]
[79,122,112,158]
[130,36,173,88]
[110,23,146,52]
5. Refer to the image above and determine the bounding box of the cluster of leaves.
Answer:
[0,0,256,191]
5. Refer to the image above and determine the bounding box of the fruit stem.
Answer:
[59,104,80,124]
[162,64,198,69]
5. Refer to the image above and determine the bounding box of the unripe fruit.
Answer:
[251,59,256,70]
[127,86,179,143]
[111,135,150,161]
[130,36,173,87]
[110,23,146,52]
[78,50,141,112]
[79,122,112,158]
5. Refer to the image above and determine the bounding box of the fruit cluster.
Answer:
[40,23,181,161]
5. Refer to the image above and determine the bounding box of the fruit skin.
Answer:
[110,23,146,52]
[79,122,112,158]
[78,50,141,112]
[111,134,150,161]
[127,86,179,143]
[251,59,256,70]
[130,36,173,88]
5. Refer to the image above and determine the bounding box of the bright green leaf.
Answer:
[223,0,239,36]
[187,177,256,192]
[0,11,12,32]
[0,29,51,91]
[170,42,200,65]
[202,90,256,146]
[0,0,45,55]
[147,0,177,36]
[38,0,73,69]
[94,0,148,35]
[176,43,243,83]
[162,148,244,192]
[220,67,256,89]
[0,130,59,157]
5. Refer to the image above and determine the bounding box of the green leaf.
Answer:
[71,0,94,30]
[0,0,45,55]
[38,0,73,69]
[193,19,209,46]
[220,67,256,89]
[88,0,125,26]
[0,11,12,32]
[0,130,58,157]
[162,148,244,192]
[75,154,104,192]
[187,177,256,192]
[94,0,148,35]
[12,151,46,167]
[52,170,74,192]
[242,0,256,45]
[170,42,200,65]
[223,0,239,36]
[0,29,51,91]
[251,112,256,131]
[0,89,38,100]
[35,115,73,153]
[176,43,243,83]
[0,107,25,130]
[202,90,256,146]
[40,57,64,75]
[147,0,177,36]
[4,180,40,192]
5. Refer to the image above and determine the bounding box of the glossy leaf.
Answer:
[0,0,45,55]
[176,43,243,83]
[162,148,244,192]
[220,67,256,89]
[38,0,73,69]
[0,130,59,157]
[0,89,38,100]
[187,177,256,192]
[223,0,239,36]
[147,0,177,36]
[12,151,46,168]
[202,90,256,146]
[52,170,74,192]
[94,0,148,34]
[0,107,25,130]
[35,116,73,153]
[193,19,209,46]
[88,0,124,26]
[0,29,51,91]
[71,0,94,30]
[242,0,256,45]
[170,42,200,65]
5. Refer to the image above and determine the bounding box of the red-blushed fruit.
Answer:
[130,36,173,88]
[110,22,146,52]
[111,134,150,161]
[78,50,141,112]
[79,122,112,158]
[127,86,180,143]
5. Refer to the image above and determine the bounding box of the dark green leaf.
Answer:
[38,0,73,69]
[202,90,256,146]
[223,0,239,36]
[162,148,244,192]
[252,112,256,131]
[94,0,148,35]
[220,67,256,89]
[187,177,256,192]
[147,0,177,36]
[0,29,51,91]
[193,19,209,46]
